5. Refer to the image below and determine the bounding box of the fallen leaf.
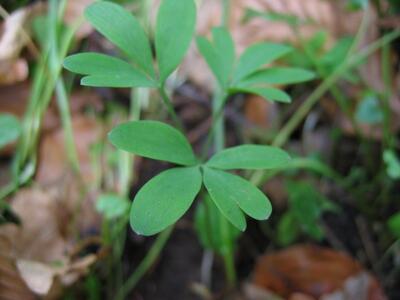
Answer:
[64,0,94,40]
[253,244,386,300]
[0,236,36,300]
[0,180,103,297]
[0,3,43,85]
[36,114,103,185]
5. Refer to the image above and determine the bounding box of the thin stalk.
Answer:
[249,29,400,186]
[213,90,236,287]
[221,0,230,27]
[55,79,80,172]
[159,85,184,131]
[381,43,393,149]
[49,0,80,172]
[112,88,143,294]
[115,226,174,300]
[9,5,83,192]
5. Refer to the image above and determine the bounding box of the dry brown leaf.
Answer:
[0,7,30,85]
[64,0,94,40]
[244,95,279,129]
[0,179,102,297]
[253,244,386,300]
[242,283,284,300]
[36,115,103,185]
[0,236,36,300]
[0,3,43,86]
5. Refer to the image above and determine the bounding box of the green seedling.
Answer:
[63,1,315,277]
[196,26,315,103]
[63,0,195,89]
[108,120,290,235]
[277,181,339,245]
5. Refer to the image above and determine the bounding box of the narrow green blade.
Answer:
[207,145,290,170]
[85,2,154,76]
[155,0,196,82]
[204,167,272,224]
[238,67,315,86]
[234,43,292,82]
[108,121,198,166]
[64,53,157,88]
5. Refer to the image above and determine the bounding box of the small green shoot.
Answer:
[277,181,339,245]
[197,27,315,103]
[108,121,290,236]
[63,0,196,88]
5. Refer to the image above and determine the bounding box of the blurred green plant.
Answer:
[277,181,339,246]
[63,0,315,287]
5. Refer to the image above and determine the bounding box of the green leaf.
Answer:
[230,86,291,103]
[233,43,292,83]
[196,27,235,88]
[387,212,400,239]
[383,150,400,179]
[63,53,157,88]
[355,93,383,124]
[96,194,130,220]
[347,0,369,11]
[131,167,202,235]
[108,120,197,166]
[287,181,334,241]
[203,167,272,227]
[277,212,300,246]
[155,0,196,82]
[238,67,315,86]
[242,9,306,26]
[320,37,353,76]
[85,2,154,76]
[207,145,290,170]
[202,168,245,231]
[306,31,328,55]
[0,114,21,149]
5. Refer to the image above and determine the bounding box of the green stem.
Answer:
[55,79,80,172]
[159,85,184,131]
[213,90,237,287]
[115,226,174,300]
[112,88,144,295]
[381,43,393,149]
[249,29,400,187]
[221,0,230,27]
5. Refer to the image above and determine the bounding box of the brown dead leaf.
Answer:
[64,0,94,40]
[0,7,29,85]
[253,244,386,300]
[0,3,43,86]
[244,95,279,129]
[0,236,36,300]
[0,178,102,297]
[36,115,103,185]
